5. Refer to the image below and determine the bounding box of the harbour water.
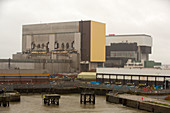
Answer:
[0,94,149,113]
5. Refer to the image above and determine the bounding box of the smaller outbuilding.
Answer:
[77,72,96,80]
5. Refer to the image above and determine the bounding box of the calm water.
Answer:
[0,94,149,113]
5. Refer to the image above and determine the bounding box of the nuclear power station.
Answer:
[1,20,106,74]
[0,20,162,84]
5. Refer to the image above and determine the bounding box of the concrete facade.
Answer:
[105,34,152,67]
[13,20,106,73]
[0,69,48,74]
[13,21,82,73]
[0,59,71,73]
[22,22,80,56]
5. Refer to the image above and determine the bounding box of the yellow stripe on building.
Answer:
[90,21,106,62]
[0,74,49,77]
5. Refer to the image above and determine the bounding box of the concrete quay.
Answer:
[106,94,170,113]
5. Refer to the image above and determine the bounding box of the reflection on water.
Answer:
[80,104,95,109]
[0,94,149,113]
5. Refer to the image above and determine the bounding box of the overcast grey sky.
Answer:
[0,0,170,64]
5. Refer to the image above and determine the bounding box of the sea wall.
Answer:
[106,94,170,113]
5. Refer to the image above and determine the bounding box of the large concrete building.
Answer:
[0,20,160,76]
[11,20,106,73]
[105,34,152,67]
[0,20,164,84]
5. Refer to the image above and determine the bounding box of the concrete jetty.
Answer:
[106,94,170,113]
[8,92,20,102]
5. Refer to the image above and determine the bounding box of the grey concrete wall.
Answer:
[70,53,80,72]
[49,34,55,51]
[0,69,48,74]
[13,54,52,60]
[23,21,79,35]
[26,35,32,51]
[22,32,81,53]
[0,62,34,69]
[34,62,71,73]
[32,34,49,48]
[13,54,29,60]
[12,52,80,73]
[0,60,74,73]
[55,33,80,50]
[154,105,170,113]
[74,33,81,54]
[125,99,139,108]
[22,22,80,52]
[22,35,26,52]
[15,21,81,73]
[10,63,34,69]
[0,62,8,69]
[139,102,154,112]
[106,95,120,104]
[52,54,69,60]
[46,63,70,73]
[30,54,51,59]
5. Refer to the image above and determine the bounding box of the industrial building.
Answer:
[96,68,170,89]
[77,72,96,80]
[105,34,153,67]
[1,20,105,74]
[0,20,164,84]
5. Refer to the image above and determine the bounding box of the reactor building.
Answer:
[11,20,105,73]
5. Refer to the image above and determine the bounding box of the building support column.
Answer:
[139,76,140,84]
[109,75,111,83]
[155,77,157,87]
[123,75,125,85]
[102,74,104,83]
[116,75,118,82]
[163,77,166,89]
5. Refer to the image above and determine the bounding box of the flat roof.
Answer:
[106,34,152,47]
[96,68,170,77]
[106,34,151,37]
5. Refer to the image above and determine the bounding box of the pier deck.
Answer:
[118,94,170,105]
[106,94,170,113]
